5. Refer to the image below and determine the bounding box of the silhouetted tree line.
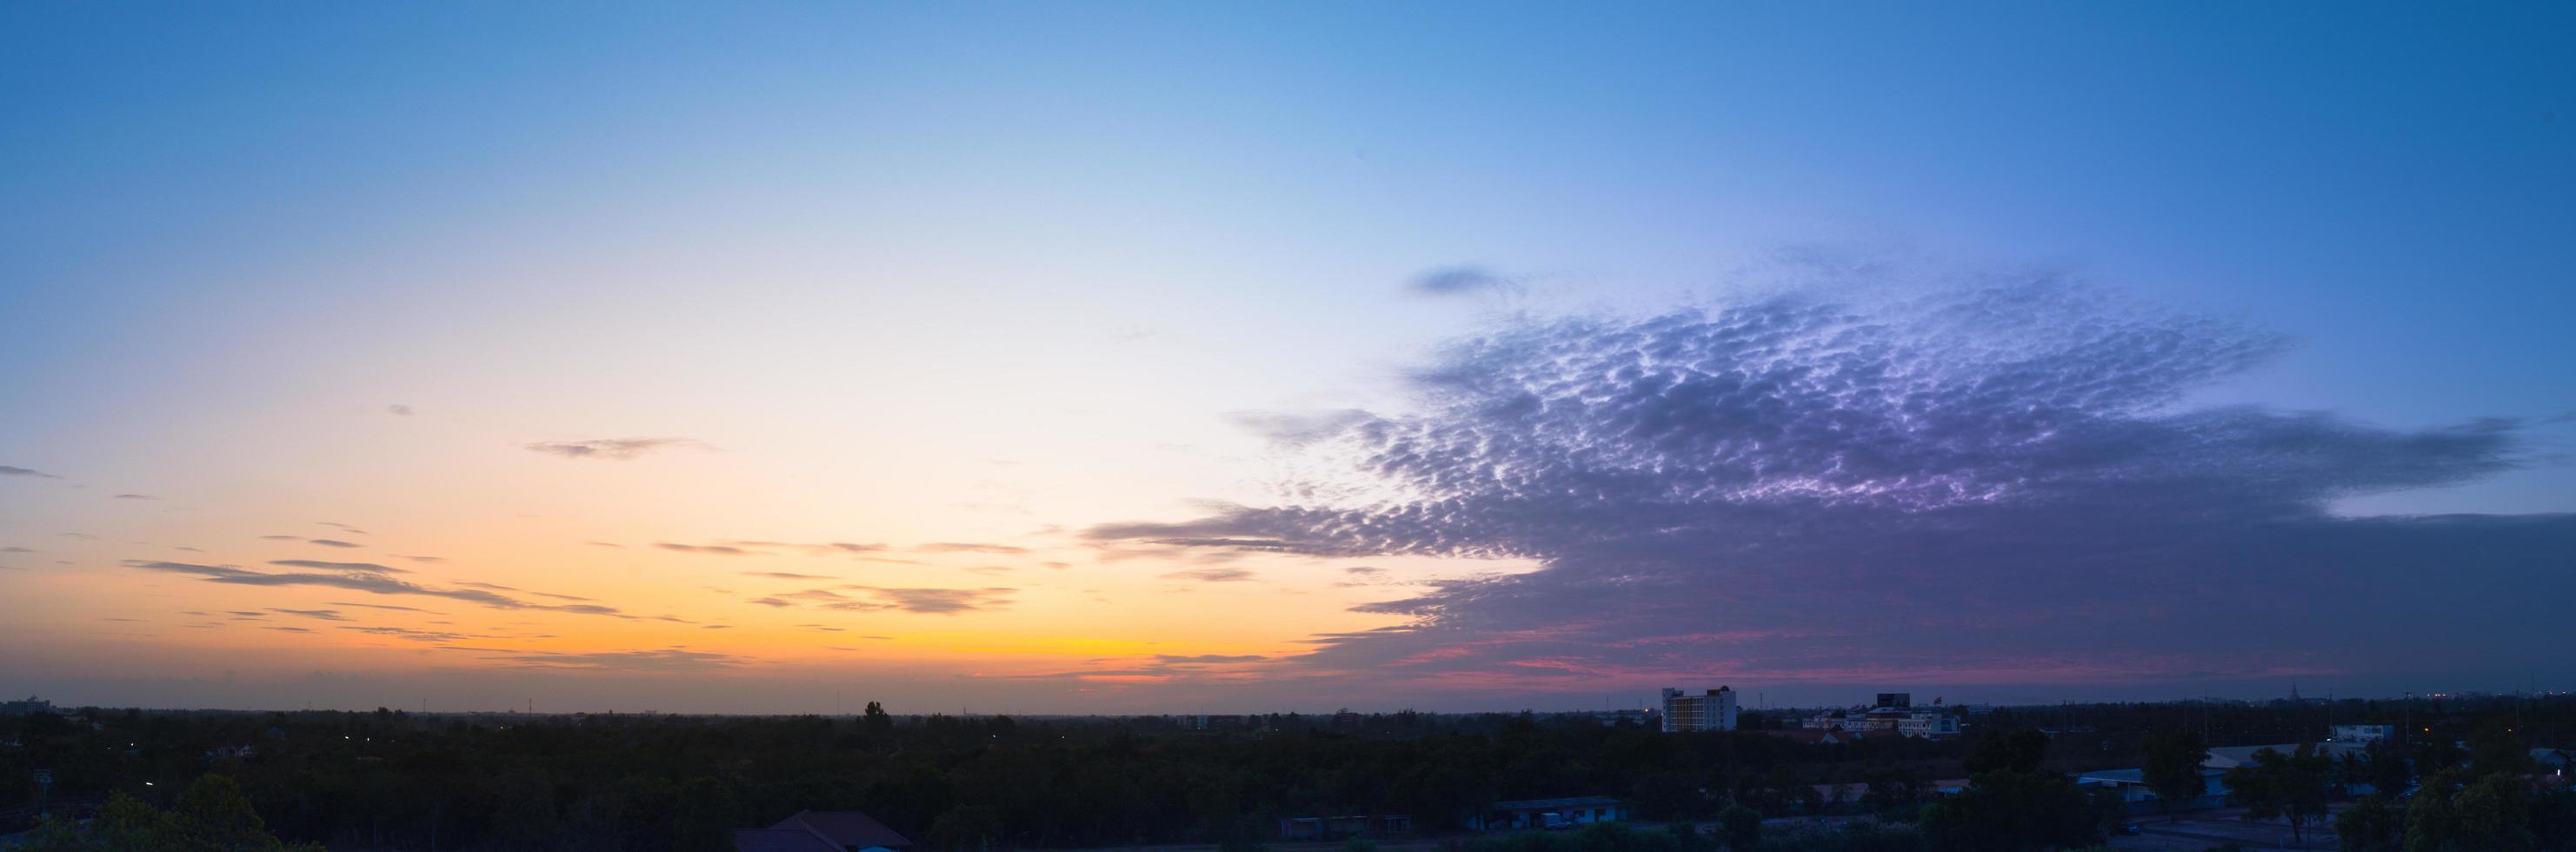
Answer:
[0,707,1949,850]
[2,696,2571,851]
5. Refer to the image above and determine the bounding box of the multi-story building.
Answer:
[2332,724,2394,744]
[1660,687,1739,732]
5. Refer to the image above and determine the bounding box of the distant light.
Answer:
[143,782,153,787]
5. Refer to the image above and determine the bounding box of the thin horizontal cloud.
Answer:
[1,465,62,478]
[269,559,409,575]
[523,437,708,461]
[666,540,893,556]
[268,608,350,622]
[585,541,623,548]
[304,539,361,549]
[386,404,414,416]
[395,555,443,563]
[317,523,369,535]
[112,493,156,500]
[327,601,436,613]
[916,542,1028,555]
[742,571,838,580]
[841,586,1015,615]
[123,560,637,619]
[1408,265,1521,296]
[1155,654,1269,664]
[490,648,742,672]
[343,625,476,643]
[1162,568,1255,582]
[656,542,756,556]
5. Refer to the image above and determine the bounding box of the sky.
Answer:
[2,2,2571,715]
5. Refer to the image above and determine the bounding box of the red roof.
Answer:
[772,810,915,850]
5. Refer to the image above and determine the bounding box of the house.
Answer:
[1277,815,1411,841]
[737,810,914,852]
[1467,796,1627,831]
[2535,749,2573,781]
[2077,768,2227,811]
[2078,742,2374,813]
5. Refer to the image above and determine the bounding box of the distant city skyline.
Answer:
[4,3,2573,714]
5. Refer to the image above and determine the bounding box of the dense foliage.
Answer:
[1,694,2570,851]
[15,775,323,852]
[0,707,1961,851]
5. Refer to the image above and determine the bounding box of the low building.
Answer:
[737,810,913,852]
[2080,742,2375,813]
[1467,796,1628,831]
[2077,768,2227,811]
[2534,749,2572,780]
[1798,695,1960,737]
[2332,724,2394,744]
[1278,815,1412,841]
[2203,742,2366,769]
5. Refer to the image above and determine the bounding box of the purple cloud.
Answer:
[1088,283,2572,700]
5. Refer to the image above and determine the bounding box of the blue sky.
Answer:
[2,3,2570,711]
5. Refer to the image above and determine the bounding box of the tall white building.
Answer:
[1661,687,1739,732]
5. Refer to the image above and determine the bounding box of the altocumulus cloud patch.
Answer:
[1090,283,2576,696]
